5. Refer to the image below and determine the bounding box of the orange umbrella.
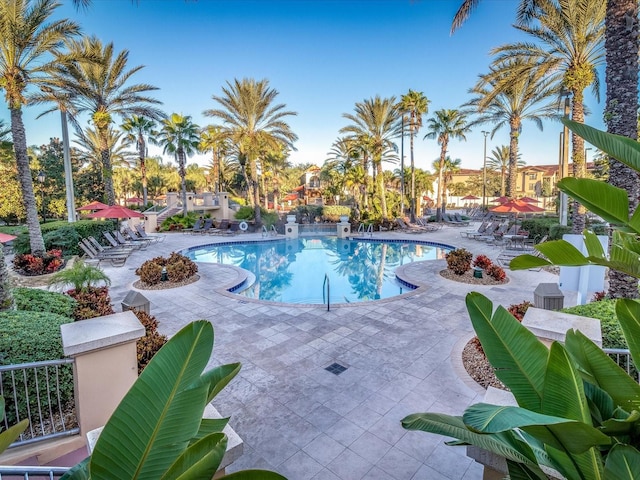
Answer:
[0,232,17,243]
[77,200,109,211]
[519,196,540,203]
[491,196,511,204]
[490,200,545,214]
[86,205,144,220]
[423,196,433,202]
[461,195,480,200]
[126,197,144,204]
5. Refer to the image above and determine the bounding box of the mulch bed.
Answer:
[133,274,200,290]
[439,269,509,285]
[462,339,507,390]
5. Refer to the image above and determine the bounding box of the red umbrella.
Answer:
[423,196,433,202]
[519,196,540,203]
[87,205,144,219]
[490,200,545,214]
[126,197,144,204]
[461,194,480,200]
[283,193,298,201]
[0,232,17,243]
[491,196,511,204]
[77,200,109,211]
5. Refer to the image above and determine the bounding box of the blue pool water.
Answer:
[184,237,452,304]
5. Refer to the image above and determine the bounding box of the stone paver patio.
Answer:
[96,222,561,480]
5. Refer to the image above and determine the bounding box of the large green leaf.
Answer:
[565,330,640,412]
[465,293,548,411]
[90,321,214,480]
[220,471,287,479]
[191,418,230,445]
[462,403,610,453]
[583,230,606,260]
[60,458,90,480]
[600,410,640,437]
[534,240,591,266]
[161,433,227,480]
[0,418,28,453]
[557,178,630,226]
[506,459,548,480]
[401,412,544,470]
[583,382,614,425]
[202,363,241,403]
[509,254,552,270]
[563,119,640,173]
[615,299,640,372]
[604,444,640,480]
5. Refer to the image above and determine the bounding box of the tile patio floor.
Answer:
[99,222,562,480]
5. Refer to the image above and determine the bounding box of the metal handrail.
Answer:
[0,466,69,478]
[322,274,330,311]
[262,225,268,237]
[604,348,639,383]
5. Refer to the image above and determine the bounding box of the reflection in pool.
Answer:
[184,237,452,304]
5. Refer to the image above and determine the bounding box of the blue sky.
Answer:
[2,0,605,172]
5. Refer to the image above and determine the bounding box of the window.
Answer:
[529,183,536,191]
[529,174,537,180]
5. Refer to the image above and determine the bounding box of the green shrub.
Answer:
[0,311,74,425]
[12,221,116,255]
[43,226,81,256]
[261,211,278,228]
[137,261,162,285]
[13,287,76,318]
[445,248,472,275]
[234,206,255,221]
[135,252,197,286]
[68,286,115,320]
[159,213,200,232]
[322,206,351,222]
[133,310,167,374]
[549,224,573,240]
[519,216,560,241]
[562,300,624,349]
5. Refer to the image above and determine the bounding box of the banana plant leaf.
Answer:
[191,418,230,445]
[615,299,640,373]
[161,433,227,480]
[583,382,615,425]
[462,403,610,453]
[599,410,640,437]
[603,444,640,480]
[0,396,29,453]
[401,412,546,471]
[565,330,640,412]
[220,471,287,479]
[465,293,548,411]
[557,178,630,227]
[506,459,548,480]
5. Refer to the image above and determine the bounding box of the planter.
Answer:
[339,215,350,223]
[286,215,297,224]
[473,267,483,279]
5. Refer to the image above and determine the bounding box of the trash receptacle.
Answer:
[121,290,150,314]
[533,283,564,311]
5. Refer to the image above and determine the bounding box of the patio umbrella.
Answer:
[491,196,511,204]
[87,205,144,230]
[519,196,540,203]
[422,196,433,202]
[0,232,17,243]
[490,199,545,214]
[77,200,109,211]
[461,195,480,200]
[126,197,144,204]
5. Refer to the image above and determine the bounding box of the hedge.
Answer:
[13,287,76,318]
[562,300,624,349]
[13,220,116,255]
[0,311,74,425]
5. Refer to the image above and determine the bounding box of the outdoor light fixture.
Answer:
[481,131,489,210]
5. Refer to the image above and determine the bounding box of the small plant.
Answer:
[592,290,606,302]
[13,249,64,276]
[68,286,115,321]
[132,310,167,374]
[445,248,473,275]
[135,252,198,286]
[472,254,492,270]
[507,300,532,322]
[48,260,111,293]
[13,287,76,318]
[486,264,506,282]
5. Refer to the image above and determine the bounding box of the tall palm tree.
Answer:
[204,78,298,226]
[0,0,80,254]
[432,157,462,214]
[156,114,200,217]
[466,57,558,197]
[423,109,470,221]
[494,0,605,231]
[341,96,400,219]
[325,137,362,211]
[121,115,157,207]
[199,125,228,194]
[399,90,430,222]
[46,36,163,205]
[486,145,525,196]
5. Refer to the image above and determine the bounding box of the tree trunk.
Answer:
[178,149,188,217]
[435,142,448,222]
[213,150,220,193]
[10,107,45,255]
[98,127,116,205]
[500,168,506,196]
[377,159,387,218]
[249,157,261,225]
[362,156,369,209]
[507,121,519,197]
[0,244,14,311]
[410,130,416,222]
[605,0,640,299]
[138,134,147,206]
[570,89,587,234]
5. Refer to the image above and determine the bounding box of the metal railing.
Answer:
[0,466,69,479]
[323,273,330,311]
[1,359,79,448]
[357,223,373,237]
[604,348,639,382]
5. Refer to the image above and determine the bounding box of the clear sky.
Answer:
[1,0,605,173]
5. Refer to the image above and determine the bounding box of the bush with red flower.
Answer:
[13,249,64,276]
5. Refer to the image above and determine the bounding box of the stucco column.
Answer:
[61,311,144,438]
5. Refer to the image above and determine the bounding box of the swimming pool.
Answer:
[184,237,453,304]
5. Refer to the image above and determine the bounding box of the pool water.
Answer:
[184,237,451,304]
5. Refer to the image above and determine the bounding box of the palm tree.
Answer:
[432,157,462,214]
[47,36,163,205]
[0,0,80,254]
[466,57,558,197]
[204,78,298,226]
[486,145,525,196]
[423,109,470,221]
[156,114,201,217]
[121,115,157,207]
[325,137,362,210]
[199,125,228,194]
[399,90,430,222]
[341,96,400,219]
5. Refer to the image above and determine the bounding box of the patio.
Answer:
[98,223,560,480]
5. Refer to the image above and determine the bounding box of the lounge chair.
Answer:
[442,213,466,226]
[496,236,548,269]
[453,213,470,226]
[78,241,128,267]
[104,231,145,250]
[415,217,440,231]
[135,224,165,242]
[461,220,488,238]
[395,218,425,234]
[471,221,500,240]
[210,219,231,235]
[116,229,151,248]
[182,218,203,234]
[87,235,134,255]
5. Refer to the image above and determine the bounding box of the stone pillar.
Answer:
[202,192,213,206]
[166,192,179,208]
[217,192,230,220]
[285,215,298,239]
[144,211,158,233]
[60,311,144,438]
[337,218,351,238]
[186,192,195,212]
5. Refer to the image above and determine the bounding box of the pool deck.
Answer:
[93,223,562,480]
